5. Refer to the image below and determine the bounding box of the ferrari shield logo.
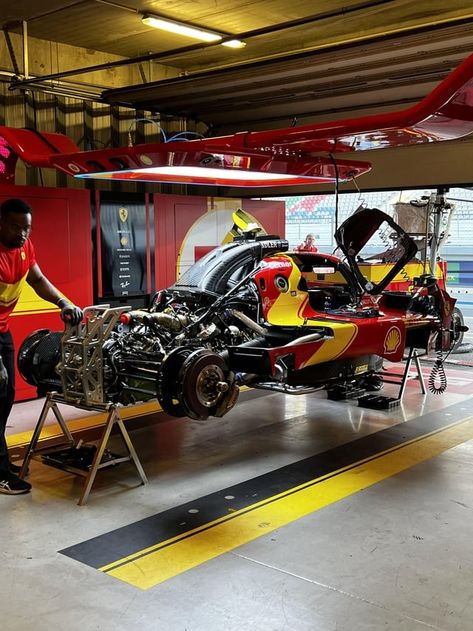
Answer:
[119,207,128,222]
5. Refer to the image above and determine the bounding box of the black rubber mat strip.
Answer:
[60,398,471,569]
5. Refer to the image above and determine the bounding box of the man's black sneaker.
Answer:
[0,473,32,495]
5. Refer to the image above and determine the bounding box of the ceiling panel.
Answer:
[2,0,472,66]
[101,23,473,131]
[2,0,473,133]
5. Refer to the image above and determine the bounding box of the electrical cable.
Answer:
[428,347,447,394]
[28,92,44,186]
[127,117,167,146]
[328,153,339,231]
[167,131,205,142]
[427,318,458,394]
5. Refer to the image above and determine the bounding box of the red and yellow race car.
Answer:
[19,207,462,420]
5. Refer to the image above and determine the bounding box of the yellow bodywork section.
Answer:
[265,257,358,366]
[358,260,444,284]
[302,320,358,366]
[266,259,308,326]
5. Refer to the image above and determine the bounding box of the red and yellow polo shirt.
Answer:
[0,239,36,333]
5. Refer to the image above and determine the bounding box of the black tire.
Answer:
[451,306,465,352]
[156,347,191,417]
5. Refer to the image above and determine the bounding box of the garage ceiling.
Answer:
[3,1,473,132]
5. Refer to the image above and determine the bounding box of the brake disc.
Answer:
[177,349,230,420]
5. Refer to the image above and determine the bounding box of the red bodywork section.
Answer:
[250,251,446,379]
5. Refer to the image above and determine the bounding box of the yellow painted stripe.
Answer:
[7,401,161,449]
[7,386,251,449]
[102,416,473,589]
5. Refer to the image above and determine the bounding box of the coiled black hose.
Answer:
[428,350,447,394]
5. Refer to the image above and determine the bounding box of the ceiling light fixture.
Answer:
[141,14,245,48]
[46,143,371,188]
[221,39,246,49]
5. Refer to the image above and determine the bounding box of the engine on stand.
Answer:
[18,284,263,419]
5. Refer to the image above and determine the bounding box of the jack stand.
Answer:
[358,347,426,410]
[20,392,148,505]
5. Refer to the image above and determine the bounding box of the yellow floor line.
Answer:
[7,386,252,449]
[102,416,473,590]
[7,401,161,449]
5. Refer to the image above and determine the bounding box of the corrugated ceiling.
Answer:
[2,0,473,129]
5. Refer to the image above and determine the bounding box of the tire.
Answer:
[451,306,465,352]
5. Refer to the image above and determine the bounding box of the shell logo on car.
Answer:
[384,326,402,354]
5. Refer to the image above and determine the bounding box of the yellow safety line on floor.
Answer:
[7,386,252,449]
[101,416,473,590]
[6,401,161,449]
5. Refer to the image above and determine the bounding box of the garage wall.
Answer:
[339,136,473,192]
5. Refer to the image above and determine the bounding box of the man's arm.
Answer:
[27,263,83,325]
[27,263,64,305]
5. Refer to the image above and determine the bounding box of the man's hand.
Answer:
[58,300,83,326]
[0,357,8,397]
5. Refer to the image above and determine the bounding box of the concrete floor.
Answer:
[3,364,473,631]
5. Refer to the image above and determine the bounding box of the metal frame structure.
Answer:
[19,392,148,506]
[57,305,131,408]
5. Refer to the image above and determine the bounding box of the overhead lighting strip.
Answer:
[141,14,245,48]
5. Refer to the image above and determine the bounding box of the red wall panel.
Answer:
[0,184,93,400]
[154,195,208,289]
[242,200,286,238]
[153,196,286,290]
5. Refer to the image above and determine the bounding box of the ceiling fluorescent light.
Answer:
[221,39,246,49]
[142,14,222,42]
[142,14,245,47]
[75,166,312,187]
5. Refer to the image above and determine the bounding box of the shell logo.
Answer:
[384,326,402,354]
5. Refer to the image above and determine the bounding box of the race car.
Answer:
[18,207,462,420]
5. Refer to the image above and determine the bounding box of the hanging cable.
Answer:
[351,176,366,211]
[428,347,447,394]
[328,153,339,231]
[427,319,456,395]
[127,117,167,147]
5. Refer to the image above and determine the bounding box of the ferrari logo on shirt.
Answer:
[119,207,128,222]
[21,251,26,260]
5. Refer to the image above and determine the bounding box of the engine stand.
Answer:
[19,392,148,505]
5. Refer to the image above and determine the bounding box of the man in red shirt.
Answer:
[0,198,83,495]
[295,233,318,253]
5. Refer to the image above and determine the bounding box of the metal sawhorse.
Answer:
[358,347,426,410]
[20,391,148,505]
[383,346,427,400]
